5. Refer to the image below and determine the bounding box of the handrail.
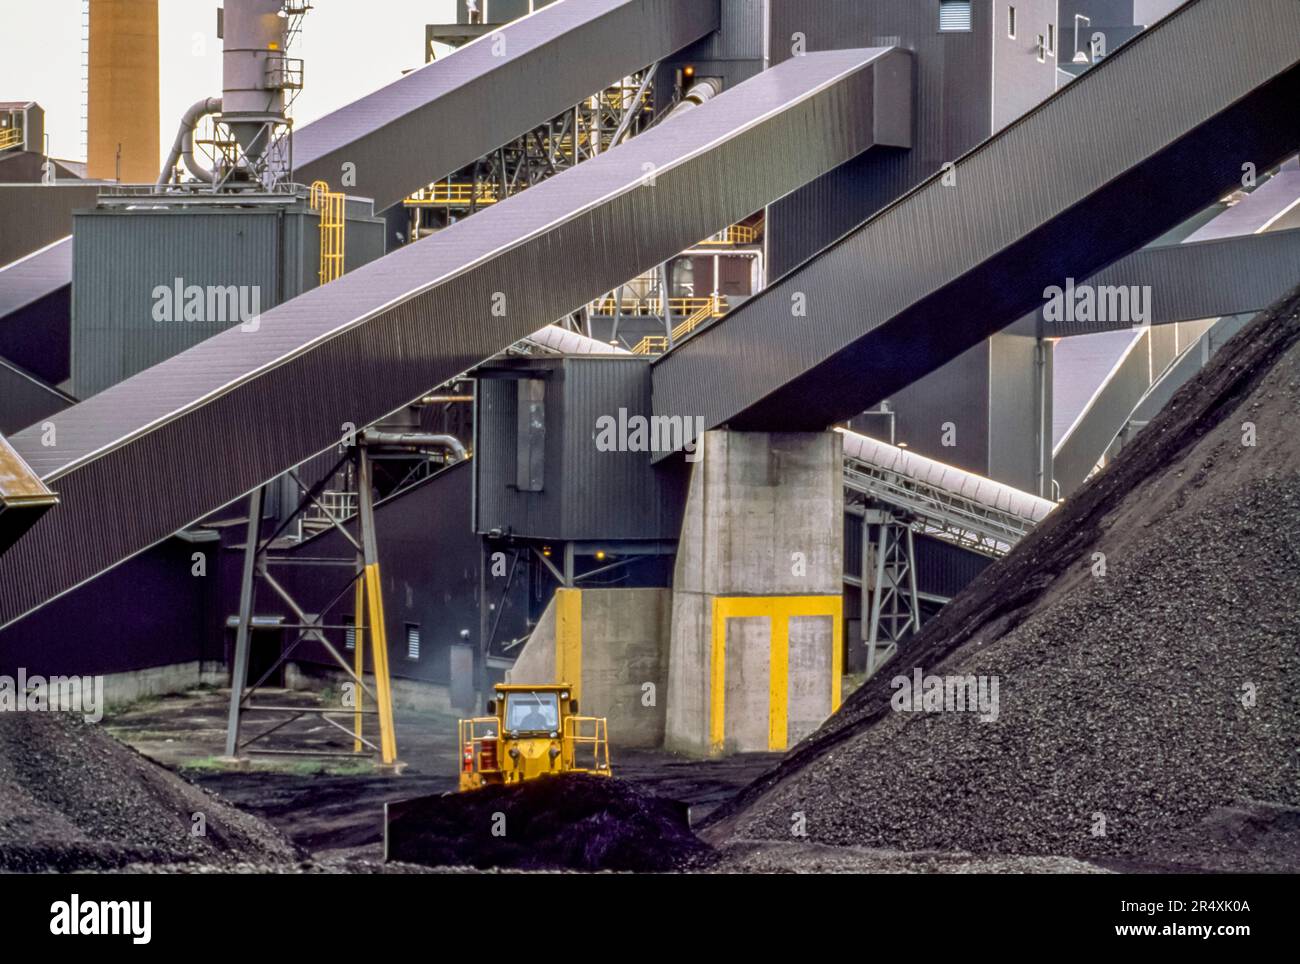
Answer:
[0,128,22,151]
[629,293,724,354]
[309,180,346,285]
[405,181,500,206]
[563,715,610,773]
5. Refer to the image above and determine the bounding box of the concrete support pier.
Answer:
[664,430,844,756]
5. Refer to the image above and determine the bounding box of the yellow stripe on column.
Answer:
[365,562,398,764]
[553,588,583,701]
[709,597,726,754]
[353,573,365,753]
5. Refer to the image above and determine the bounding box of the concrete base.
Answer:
[97,660,226,709]
[664,430,844,757]
[284,662,454,715]
[507,587,671,748]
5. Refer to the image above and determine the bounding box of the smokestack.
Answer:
[87,0,160,183]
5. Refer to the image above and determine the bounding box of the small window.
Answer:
[345,617,355,650]
[406,623,421,660]
[1047,23,1055,53]
[1008,5,1017,38]
[1036,34,1046,62]
[939,1,972,32]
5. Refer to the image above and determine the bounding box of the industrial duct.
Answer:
[664,77,723,120]
[157,0,298,187]
[156,96,223,187]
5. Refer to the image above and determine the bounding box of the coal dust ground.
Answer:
[701,284,1300,873]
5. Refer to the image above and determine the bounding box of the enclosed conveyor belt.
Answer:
[0,238,73,387]
[292,0,720,211]
[651,0,1300,441]
[839,429,1055,558]
[0,46,910,628]
[0,433,56,556]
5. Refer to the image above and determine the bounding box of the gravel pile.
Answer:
[705,284,1300,869]
[0,712,303,872]
[386,774,713,871]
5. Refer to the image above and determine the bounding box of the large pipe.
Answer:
[663,77,723,121]
[360,429,468,460]
[157,96,223,187]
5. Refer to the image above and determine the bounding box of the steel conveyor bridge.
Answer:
[0,0,718,348]
[652,0,1300,444]
[0,46,910,628]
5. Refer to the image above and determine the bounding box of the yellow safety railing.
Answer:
[0,128,22,151]
[698,223,760,246]
[405,182,499,207]
[593,295,718,317]
[309,180,346,285]
[564,715,611,774]
[629,294,726,355]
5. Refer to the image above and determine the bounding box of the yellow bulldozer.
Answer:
[457,683,611,791]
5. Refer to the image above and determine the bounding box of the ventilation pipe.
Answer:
[157,97,223,187]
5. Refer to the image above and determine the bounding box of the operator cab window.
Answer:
[505,691,560,734]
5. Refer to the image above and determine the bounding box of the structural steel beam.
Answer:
[292,0,721,211]
[651,0,1300,442]
[0,47,906,628]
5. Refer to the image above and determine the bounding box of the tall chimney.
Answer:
[88,0,160,183]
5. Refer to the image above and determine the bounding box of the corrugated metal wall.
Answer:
[476,357,685,541]
[72,210,281,398]
[0,184,100,267]
[764,0,996,278]
[656,0,764,108]
[71,201,385,398]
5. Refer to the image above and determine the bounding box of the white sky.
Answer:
[0,0,458,165]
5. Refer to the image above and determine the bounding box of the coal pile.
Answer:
[386,774,713,871]
[705,284,1300,870]
[0,712,302,872]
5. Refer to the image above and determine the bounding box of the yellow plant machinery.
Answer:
[458,683,611,791]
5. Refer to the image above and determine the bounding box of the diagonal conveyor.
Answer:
[292,0,720,211]
[0,0,718,346]
[651,0,1300,441]
[0,46,911,628]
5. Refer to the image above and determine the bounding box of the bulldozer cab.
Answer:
[458,683,610,791]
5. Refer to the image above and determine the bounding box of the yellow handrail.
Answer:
[629,294,725,354]
[405,182,500,206]
[0,128,22,151]
[564,715,610,773]
[309,180,346,285]
[698,223,759,246]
